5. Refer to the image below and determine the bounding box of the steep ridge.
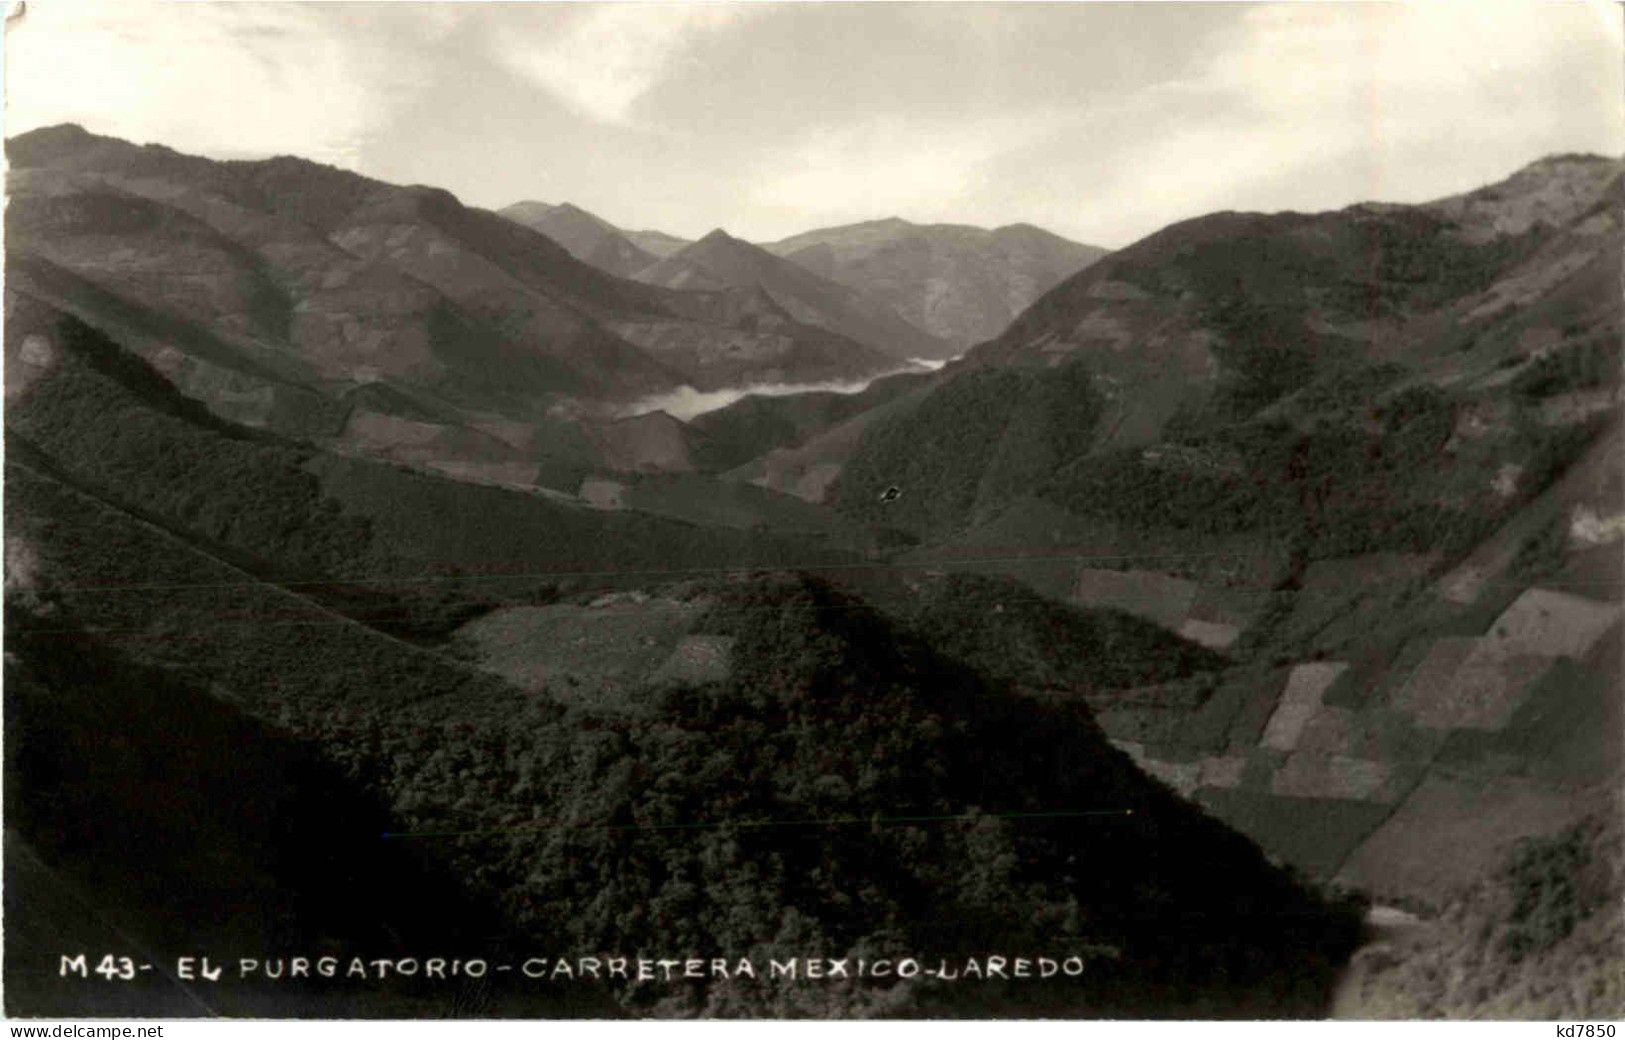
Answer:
[765,217,1107,349]
[7,125,679,402]
[721,370,948,507]
[686,368,936,473]
[5,125,906,474]
[500,200,659,278]
[2,302,859,635]
[624,228,693,258]
[637,229,955,361]
[605,284,906,392]
[783,155,1625,1005]
[825,154,1622,540]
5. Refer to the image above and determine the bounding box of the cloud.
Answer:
[488,4,756,126]
[5,0,458,168]
[1007,1,1625,245]
[1202,2,1623,161]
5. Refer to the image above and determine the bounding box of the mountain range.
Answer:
[500,202,1107,356]
[764,218,1108,348]
[5,124,1621,1020]
[634,228,956,361]
[6,124,916,485]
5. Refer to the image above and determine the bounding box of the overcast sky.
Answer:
[6,1,1622,247]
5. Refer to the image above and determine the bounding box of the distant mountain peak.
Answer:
[11,121,93,143]
[7,122,106,163]
[498,199,657,278]
[1425,150,1623,242]
[1522,151,1618,169]
[549,201,617,227]
[758,217,1107,349]
[636,224,954,361]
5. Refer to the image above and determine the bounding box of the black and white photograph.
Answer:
[1,0,1621,1024]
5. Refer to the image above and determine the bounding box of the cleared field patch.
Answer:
[1296,705,1356,755]
[1407,649,1552,730]
[421,459,540,488]
[453,598,701,705]
[578,477,627,509]
[1071,569,1198,630]
[1399,588,1619,730]
[1185,579,1271,636]
[1336,774,1590,903]
[1485,587,1620,658]
[1197,755,1248,790]
[1178,618,1240,650]
[649,634,735,686]
[1271,753,1392,802]
[1261,662,1349,751]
